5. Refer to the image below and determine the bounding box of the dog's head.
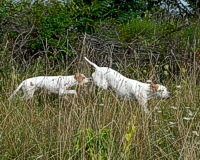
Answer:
[150,84,170,98]
[74,73,92,85]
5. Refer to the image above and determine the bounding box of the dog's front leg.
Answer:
[60,90,78,103]
[60,90,78,97]
[89,81,94,93]
[66,90,78,97]
[137,96,150,114]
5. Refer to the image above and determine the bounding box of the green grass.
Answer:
[0,61,199,159]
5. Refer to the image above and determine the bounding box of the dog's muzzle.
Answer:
[88,77,93,84]
[83,77,93,87]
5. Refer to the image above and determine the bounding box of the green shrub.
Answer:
[72,128,115,159]
[119,17,156,42]
[30,1,74,58]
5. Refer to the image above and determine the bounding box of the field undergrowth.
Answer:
[0,54,199,160]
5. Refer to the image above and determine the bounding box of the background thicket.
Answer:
[0,0,199,159]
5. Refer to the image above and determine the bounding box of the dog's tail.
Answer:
[84,57,99,69]
[8,81,24,100]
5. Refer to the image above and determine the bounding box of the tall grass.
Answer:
[0,48,199,159]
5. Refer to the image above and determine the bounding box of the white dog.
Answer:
[9,73,91,100]
[84,57,170,114]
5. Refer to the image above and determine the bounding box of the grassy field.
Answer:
[0,56,199,160]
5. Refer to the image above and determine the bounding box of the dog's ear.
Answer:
[74,73,83,83]
[150,84,159,91]
[74,73,79,79]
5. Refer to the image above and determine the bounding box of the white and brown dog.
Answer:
[8,73,91,100]
[84,57,170,114]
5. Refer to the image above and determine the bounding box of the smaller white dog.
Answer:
[85,57,170,114]
[8,73,91,100]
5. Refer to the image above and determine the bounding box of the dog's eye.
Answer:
[83,77,85,79]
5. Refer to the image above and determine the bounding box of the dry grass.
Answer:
[0,57,199,160]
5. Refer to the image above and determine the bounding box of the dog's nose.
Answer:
[89,77,93,82]
[85,77,93,85]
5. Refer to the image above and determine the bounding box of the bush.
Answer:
[72,128,116,159]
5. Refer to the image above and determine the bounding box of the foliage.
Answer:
[30,1,74,59]
[72,128,115,159]
[0,0,198,64]
[119,17,156,42]
[123,114,137,159]
[71,0,117,33]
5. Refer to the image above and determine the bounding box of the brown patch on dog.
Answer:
[30,82,34,86]
[74,73,85,83]
[150,84,159,91]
